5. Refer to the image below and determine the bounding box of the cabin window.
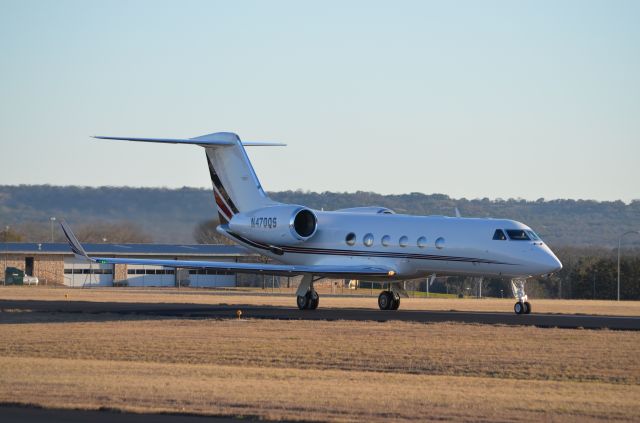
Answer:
[506,229,530,241]
[492,229,507,240]
[363,233,374,247]
[399,236,408,247]
[345,232,356,246]
[417,236,427,248]
[381,235,391,247]
[435,237,445,249]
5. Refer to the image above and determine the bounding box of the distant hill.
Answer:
[1,185,639,247]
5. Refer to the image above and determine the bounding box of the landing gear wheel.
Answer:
[391,292,401,310]
[523,301,531,314]
[297,294,309,310]
[514,301,524,315]
[297,290,319,310]
[309,290,319,310]
[378,291,393,310]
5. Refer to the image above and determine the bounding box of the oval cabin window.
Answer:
[363,233,374,247]
[345,232,356,246]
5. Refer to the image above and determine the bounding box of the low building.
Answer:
[0,243,259,288]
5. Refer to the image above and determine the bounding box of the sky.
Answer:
[0,0,638,202]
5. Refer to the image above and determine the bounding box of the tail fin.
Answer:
[94,132,284,223]
[197,132,279,223]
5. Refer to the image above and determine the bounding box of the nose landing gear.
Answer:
[514,300,531,315]
[511,279,532,315]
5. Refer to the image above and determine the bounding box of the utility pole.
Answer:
[49,217,56,243]
[4,226,9,286]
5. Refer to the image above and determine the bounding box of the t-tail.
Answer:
[94,132,285,224]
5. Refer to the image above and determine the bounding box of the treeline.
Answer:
[1,185,638,246]
[0,221,152,243]
[1,185,638,299]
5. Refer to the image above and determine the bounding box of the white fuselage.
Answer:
[222,210,562,280]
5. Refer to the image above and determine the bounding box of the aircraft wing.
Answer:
[59,220,396,279]
[89,256,394,278]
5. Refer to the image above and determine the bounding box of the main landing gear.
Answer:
[511,278,532,315]
[297,289,319,310]
[296,274,320,310]
[378,290,400,310]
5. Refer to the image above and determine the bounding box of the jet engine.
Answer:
[228,205,318,245]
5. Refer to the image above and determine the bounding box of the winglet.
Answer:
[59,220,90,259]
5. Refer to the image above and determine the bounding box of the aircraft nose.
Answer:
[542,250,562,274]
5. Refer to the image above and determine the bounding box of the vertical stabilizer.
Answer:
[195,132,278,223]
[93,131,282,224]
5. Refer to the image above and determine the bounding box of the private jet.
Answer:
[61,132,562,314]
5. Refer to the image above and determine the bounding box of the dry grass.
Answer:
[2,285,640,316]
[1,319,638,384]
[2,356,639,422]
[1,317,639,421]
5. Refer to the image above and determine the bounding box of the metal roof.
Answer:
[0,242,257,257]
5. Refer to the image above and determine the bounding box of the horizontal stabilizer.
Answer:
[241,141,287,146]
[94,136,286,147]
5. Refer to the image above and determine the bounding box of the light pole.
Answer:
[49,217,56,243]
[4,226,8,286]
[617,230,640,301]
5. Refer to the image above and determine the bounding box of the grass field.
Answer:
[2,285,640,316]
[1,287,639,421]
[1,317,639,421]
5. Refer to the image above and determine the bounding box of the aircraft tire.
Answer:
[391,292,401,310]
[297,294,309,310]
[514,301,524,315]
[309,290,319,310]
[378,291,392,310]
[523,301,531,314]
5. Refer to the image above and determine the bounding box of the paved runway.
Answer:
[1,299,639,330]
[0,405,264,423]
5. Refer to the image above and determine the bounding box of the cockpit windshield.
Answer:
[526,230,541,241]
[505,229,530,241]
[492,229,507,240]
[493,228,543,241]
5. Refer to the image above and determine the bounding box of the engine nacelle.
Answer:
[228,205,318,245]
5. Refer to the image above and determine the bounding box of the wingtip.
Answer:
[58,219,90,259]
